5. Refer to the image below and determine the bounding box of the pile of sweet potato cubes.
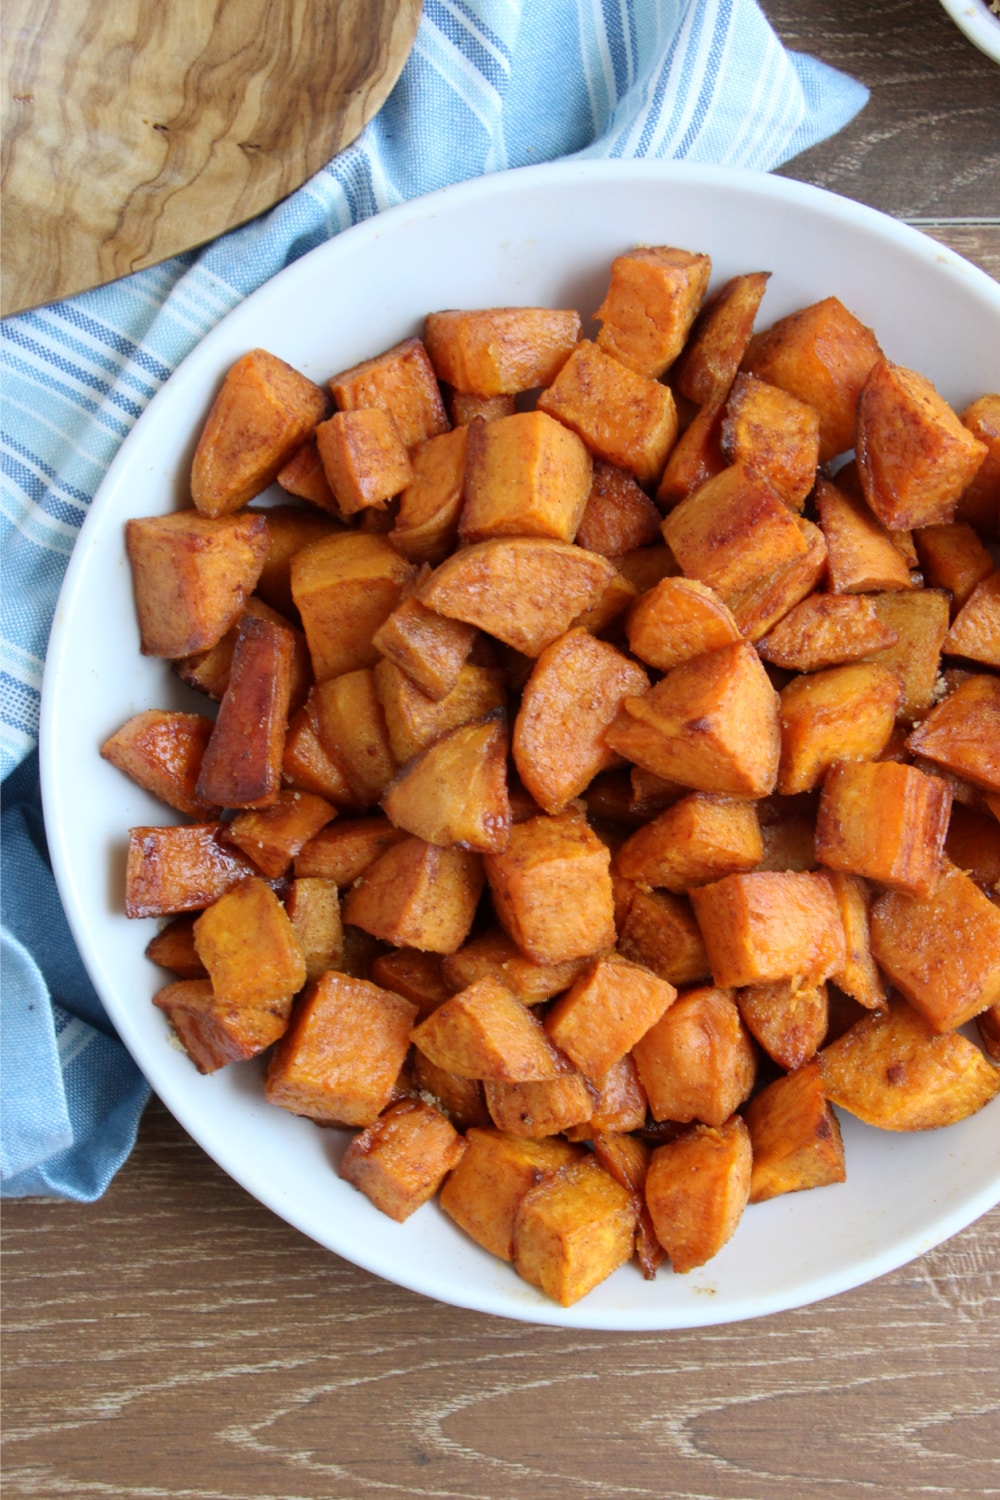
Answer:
[105,244,1000,1307]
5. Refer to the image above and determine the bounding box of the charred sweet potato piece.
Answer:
[758,593,898,673]
[290,531,416,683]
[276,439,340,514]
[125,823,262,919]
[915,524,994,614]
[174,597,311,715]
[673,270,771,406]
[605,641,781,799]
[512,628,650,815]
[193,875,305,1008]
[815,477,913,595]
[314,408,413,516]
[145,914,207,979]
[195,612,295,809]
[736,979,829,1072]
[815,760,952,897]
[101,710,219,818]
[126,510,269,659]
[310,669,397,808]
[265,971,417,1127]
[645,1115,752,1273]
[537,340,678,487]
[388,426,468,565]
[513,1155,638,1305]
[631,986,756,1127]
[191,348,329,516]
[441,929,588,1005]
[818,997,1000,1129]
[223,789,336,879]
[870,860,1000,1030]
[329,335,449,449]
[252,504,344,619]
[439,1128,584,1261]
[340,1097,466,1222]
[293,814,409,886]
[944,570,1000,667]
[424,307,582,396]
[284,876,343,980]
[662,461,808,600]
[483,1071,597,1139]
[594,245,711,379]
[152,978,288,1074]
[690,870,846,988]
[616,885,712,987]
[721,373,820,512]
[418,537,616,658]
[545,954,677,1085]
[575,462,662,556]
[776,661,902,795]
[614,792,763,893]
[342,836,484,954]
[624,576,741,673]
[374,659,506,765]
[484,808,616,965]
[856,360,988,531]
[744,1061,846,1203]
[381,713,511,853]
[459,410,592,544]
[905,672,1000,793]
[826,872,886,1011]
[740,295,883,463]
[371,597,476,702]
[956,392,1000,535]
[411,976,564,1081]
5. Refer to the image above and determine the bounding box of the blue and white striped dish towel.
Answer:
[0,0,868,1199]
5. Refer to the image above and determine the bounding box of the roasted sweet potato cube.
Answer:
[815,477,912,596]
[545,954,677,1085]
[655,400,727,510]
[342,836,484,954]
[865,589,951,724]
[645,1115,752,1274]
[575,462,663,556]
[441,929,588,1005]
[417,537,616,657]
[448,390,516,425]
[265,971,417,1126]
[439,1128,584,1261]
[174,596,311,715]
[605,641,781,799]
[484,809,615,965]
[193,875,305,1009]
[662,462,808,600]
[776,661,902,795]
[724,516,828,643]
[153,978,288,1074]
[126,510,269,659]
[690,870,846,988]
[381,713,511,853]
[388,426,468,565]
[190,348,329,516]
[370,948,453,1018]
[720,373,820,512]
[483,1071,597,1139]
[145,914,207,979]
[740,295,883,462]
[195,612,295,809]
[569,568,639,635]
[569,1054,649,1139]
[944,570,1000,667]
[513,1154,638,1305]
[624,576,741,673]
[412,1051,490,1129]
[915,524,994,615]
[905,672,1000,793]
[673,271,771,406]
[281,700,363,808]
[616,885,712,987]
[329,336,449,449]
[253,504,344,618]
[371,597,475,702]
[458,410,592,544]
[411,978,565,1081]
[956,392,1000,534]
[290,531,416,683]
[512,628,650,815]
[758,593,898,673]
[284,877,343,981]
[826,872,886,1011]
[627,767,687,822]
[631,986,756,1126]
[314,407,413,515]
[294,813,408,885]
[944,802,1000,898]
[276,439,340,514]
[736,980,829,1071]
[424,307,582,395]
[537,340,678,487]
[815,760,952,897]
[125,823,262,919]
[101,710,219,818]
[594,245,711,379]
[374,659,506,765]
[818,997,1000,1129]
[339,1097,466,1222]
[744,1061,846,1203]
[224,789,336,879]
[614,792,763,893]
[310,669,397,808]
[857,360,988,530]
[870,861,1000,1030]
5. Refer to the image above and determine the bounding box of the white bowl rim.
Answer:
[937,0,1000,63]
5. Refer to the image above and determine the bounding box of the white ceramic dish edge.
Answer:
[938,0,1000,63]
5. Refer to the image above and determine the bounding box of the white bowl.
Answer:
[938,0,1000,63]
[41,161,1000,1330]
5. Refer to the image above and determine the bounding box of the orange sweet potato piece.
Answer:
[275,439,340,514]
[370,948,453,1018]
[915,524,994,614]
[252,504,343,618]
[736,979,829,1072]
[856,360,989,531]
[569,1054,649,1139]
[459,410,593,544]
[294,815,409,886]
[818,997,1000,1129]
[631,986,756,1127]
[374,659,507,765]
[905,672,1000,793]
[439,1127,584,1261]
[193,875,305,1008]
[575,461,663,556]
[484,808,616,965]
[340,1096,466,1222]
[152,977,288,1074]
[590,1131,664,1278]
[545,954,677,1085]
[371,596,476,701]
[101,710,219,818]
[956,392,1000,535]
[978,1005,1000,1062]
[223,788,336,879]
[314,408,413,516]
[124,823,262,919]
[513,1155,638,1305]
[310,668,397,808]
[690,870,846,988]
[265,971,417,1126]
[655,399,727,510]
[448,390,516,425]
[662,461,808,600]
[410,975,564,1081]
[126,510,269,659]
[757,592,898,673]
[624,576,741,673]
[483,1071,597,1139]
[614,791,763,893]
[512,628,650,815]
[673,270,771,406]
[537,340,678,487]
[424,307,582,395]
[721,373,820,512]
[944,570,1000,667]
[776,661,902,795]
[329,335,449,449]
[195,612,295,809]
[145,914,207,979]
[815,760,952,897]
[388,426,468,565]
[412,1051,491,1130]
[174,596,311,715]
[744,1061,846,1203]
[723,515,828,643]
[381,712,511,853]
[284,876,343,981]
[616,885,712,988]
[342,836,484,954]
[290,531,416,683]
[826,872,887,1011]
[866,589,951,724]
[280,699,363,809]
[594,245,711,379]
[644,1115,752,1273]
[441,928,588,1005]
[191,348,328,516]
[944,801,1000,898]
[815,477,913,595]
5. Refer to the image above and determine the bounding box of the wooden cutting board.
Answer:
[0,0,423,317]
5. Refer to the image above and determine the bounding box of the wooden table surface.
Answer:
[4,3,999,1496]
